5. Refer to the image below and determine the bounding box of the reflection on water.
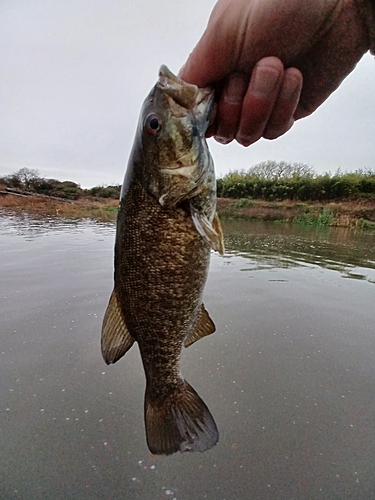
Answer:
[0,208,115,239]
[1,209,373,282]
[221,218,375,284]
[1,209,375,500]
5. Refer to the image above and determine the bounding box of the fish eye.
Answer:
[145,114,162,135]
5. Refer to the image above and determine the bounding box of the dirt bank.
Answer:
[1,191,375,228]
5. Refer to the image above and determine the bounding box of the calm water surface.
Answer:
[1,209,375,499]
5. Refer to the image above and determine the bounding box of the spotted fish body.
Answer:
[101,66,224,455]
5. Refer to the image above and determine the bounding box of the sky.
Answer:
[1,0,375,188]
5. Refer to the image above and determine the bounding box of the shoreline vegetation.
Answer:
[1,163,375,229]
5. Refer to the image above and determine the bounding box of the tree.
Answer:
[247,161,314,180]
[11,168,41,190]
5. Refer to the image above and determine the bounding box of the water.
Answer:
[1,209,374,499]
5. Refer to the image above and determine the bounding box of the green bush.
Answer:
[88,185,121,199]
[293,208,334,226]
[233,198,254,208]
[217,163,375,202]
[357,219,375,230]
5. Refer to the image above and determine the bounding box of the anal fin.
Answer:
[101,289,135,364]
[184,303,215,348]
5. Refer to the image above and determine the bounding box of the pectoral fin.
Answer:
[101,289,135,364]
[212,213,225,255]
[191,205,225,255]
[184,304,216,348]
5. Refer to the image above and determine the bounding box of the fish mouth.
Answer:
[157,65,212,111]
[157,65,198,109]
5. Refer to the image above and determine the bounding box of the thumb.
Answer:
[179,30,233,87]
[179,44,217,87]
[179,0,241,86]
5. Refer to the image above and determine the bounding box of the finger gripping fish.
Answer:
[101,65,224,455]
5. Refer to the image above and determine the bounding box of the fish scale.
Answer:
[101,65,224,455]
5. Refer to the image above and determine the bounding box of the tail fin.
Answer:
[144,381,218,455]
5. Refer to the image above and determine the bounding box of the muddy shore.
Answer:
[1,191,375,228]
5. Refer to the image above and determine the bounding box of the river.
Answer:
[1,209,374,499]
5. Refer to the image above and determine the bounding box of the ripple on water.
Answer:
[1,210,375,499]
[221,219,375,283]
[0,207,115,240]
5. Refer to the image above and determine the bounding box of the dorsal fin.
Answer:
[101,289,135,364]
[184,304,216,348]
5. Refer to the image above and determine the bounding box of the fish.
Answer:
[101,65,224,456]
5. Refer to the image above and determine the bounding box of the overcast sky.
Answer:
[1,0,375,188]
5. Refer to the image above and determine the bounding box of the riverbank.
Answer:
[217,198,375,229]
[1,191,375,228]
[0,191,119,221]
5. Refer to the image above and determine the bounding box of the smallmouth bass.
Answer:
[101,65,224,455]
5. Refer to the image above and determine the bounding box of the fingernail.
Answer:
[250,65,280,98]
[215,136,232,145]
[265,118,294,140]
[236,135,256,147]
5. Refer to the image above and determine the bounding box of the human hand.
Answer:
[180,0,372,146]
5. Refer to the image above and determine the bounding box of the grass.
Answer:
[232,198,254,208]
[102,206,119,214]
[293,208,334,226]
[357,219,375,230]
[216,198,375,228]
